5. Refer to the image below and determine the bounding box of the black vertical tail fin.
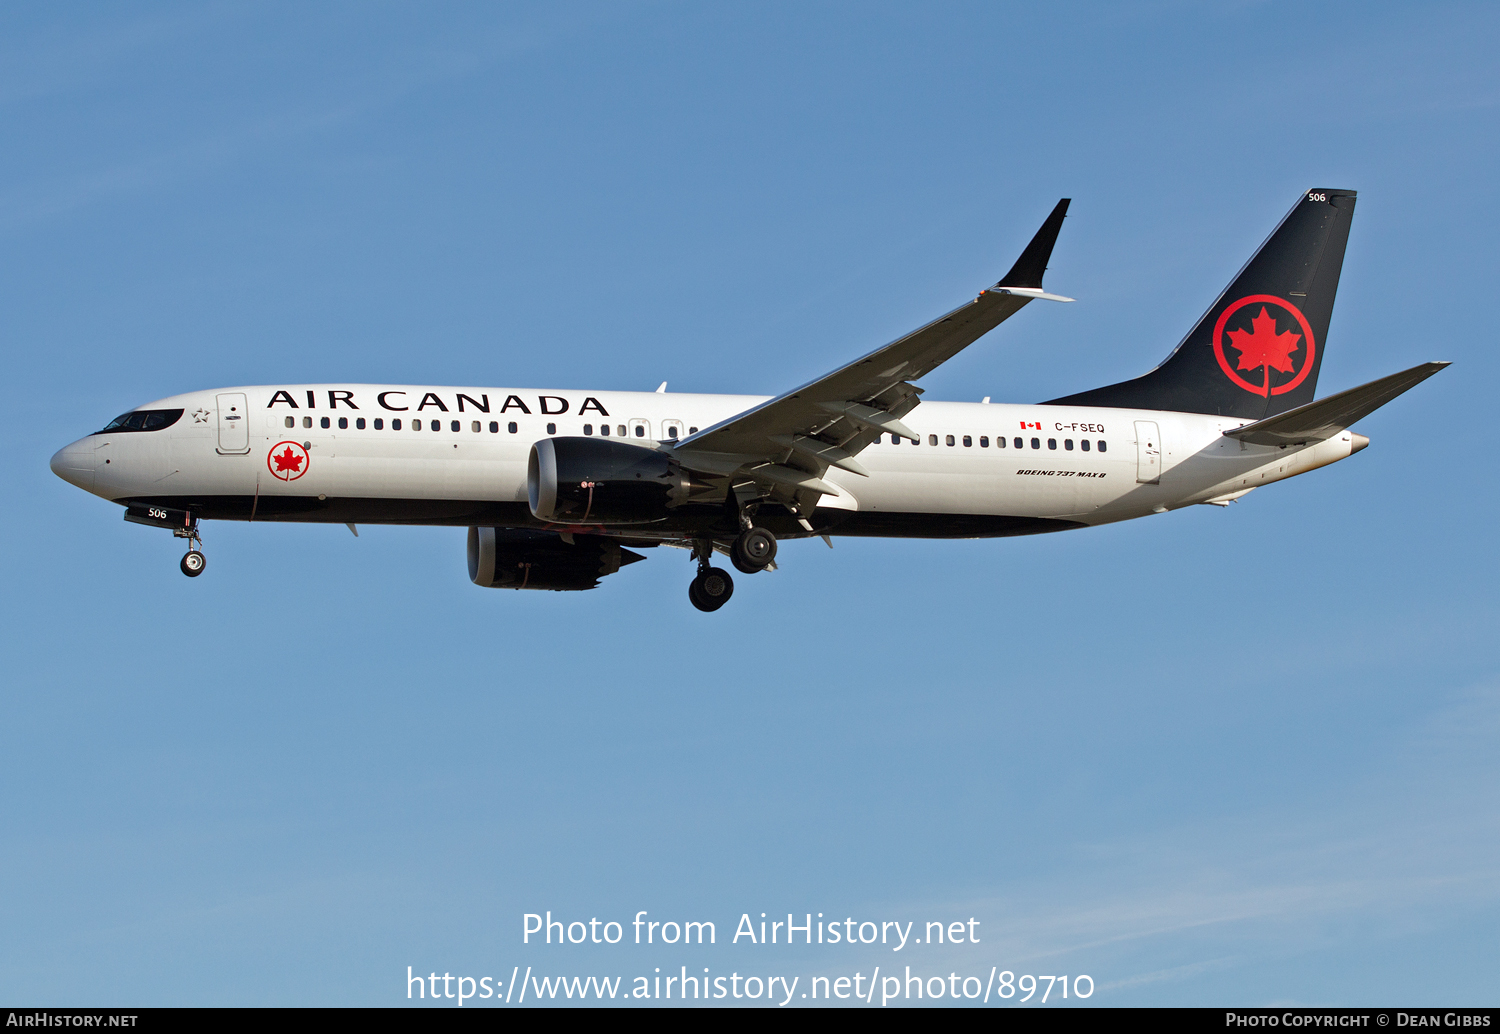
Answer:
[1045,188,1357,419]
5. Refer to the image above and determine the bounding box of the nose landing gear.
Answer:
[177,516,206,578]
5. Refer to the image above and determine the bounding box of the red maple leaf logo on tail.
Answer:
[1226,306,1302,376]
[273,446,304,473]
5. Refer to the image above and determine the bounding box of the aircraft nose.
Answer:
[50,439,96,492]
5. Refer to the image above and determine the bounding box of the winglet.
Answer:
[995,198,1070,290]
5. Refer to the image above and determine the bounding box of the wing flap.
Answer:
[816,400,920,442]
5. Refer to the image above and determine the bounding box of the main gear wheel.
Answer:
[730,526,777,574]
[688,566,734,612]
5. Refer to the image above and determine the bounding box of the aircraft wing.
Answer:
[672,200,1072,506]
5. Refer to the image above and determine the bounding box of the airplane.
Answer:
[50,187,1446,612]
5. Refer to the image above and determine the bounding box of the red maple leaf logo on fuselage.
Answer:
[273,446,304,473]
[1226,305,1301,378]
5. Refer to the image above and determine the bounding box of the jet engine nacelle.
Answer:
[528,437,691,525]
[468,527,644,591]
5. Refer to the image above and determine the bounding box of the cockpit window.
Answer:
[94,409,183,434]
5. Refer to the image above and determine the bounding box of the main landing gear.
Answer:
[688,564,733,612]
[688,527,777,612]
[730,526,777,574]
[177,516,206,578]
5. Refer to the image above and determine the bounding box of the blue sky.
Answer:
[3,1,1497,1007]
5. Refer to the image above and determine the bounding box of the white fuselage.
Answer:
[52,383,1361,538]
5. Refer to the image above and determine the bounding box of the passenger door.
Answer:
[1134,420,1161,484]
[216,393,250,454]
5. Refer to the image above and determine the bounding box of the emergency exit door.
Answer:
[216,393,250,454]
[1134,420,1161,484]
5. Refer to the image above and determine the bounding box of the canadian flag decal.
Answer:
[1020,420,1041,430]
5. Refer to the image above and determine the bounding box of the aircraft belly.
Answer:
[852,466,1103,520]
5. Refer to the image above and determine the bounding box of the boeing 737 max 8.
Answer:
[50,188,1446,611]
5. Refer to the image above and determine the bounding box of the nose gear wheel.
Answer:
[176,515,206,577]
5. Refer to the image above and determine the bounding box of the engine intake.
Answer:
[528,437,691,525]
[468,527,645,591]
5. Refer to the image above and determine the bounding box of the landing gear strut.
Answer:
[730,526,777,574]
[688,540,733,612]
[177,516,206,578]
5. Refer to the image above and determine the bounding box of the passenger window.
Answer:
[431,420,441,431]
[1014,437,1023,449]
[634,425,644,437]
[583,424,593,435]
[600,424,610,436]
[946,435,955,447]
[508,422,518,433]
[392,418,402,430]
[929,434,938,446]
[320,417,330,429]
[471,421,480,432]
[1047,438,1057,450]
[356,417,365,429]
[374,418,383,430]
[412,419,420,431]
[1080,439,1089,451]
[547,423,557,435]
[450,420,459,432]
[1030,437,1039,449]
[618,425,627,436]
[689,427,698,434]
[979,436,988,447]
[284,416,294,428]
[666,425,679,439]
[994,436,1004,448]
[1064,439,1073,450]
[489,421,498,433]
[303,416,312,429]
[1098,440,1107,452]
[337,417,347,429]
[962,435,972,447]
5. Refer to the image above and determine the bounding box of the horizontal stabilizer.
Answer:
[1223,361,1449,446]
